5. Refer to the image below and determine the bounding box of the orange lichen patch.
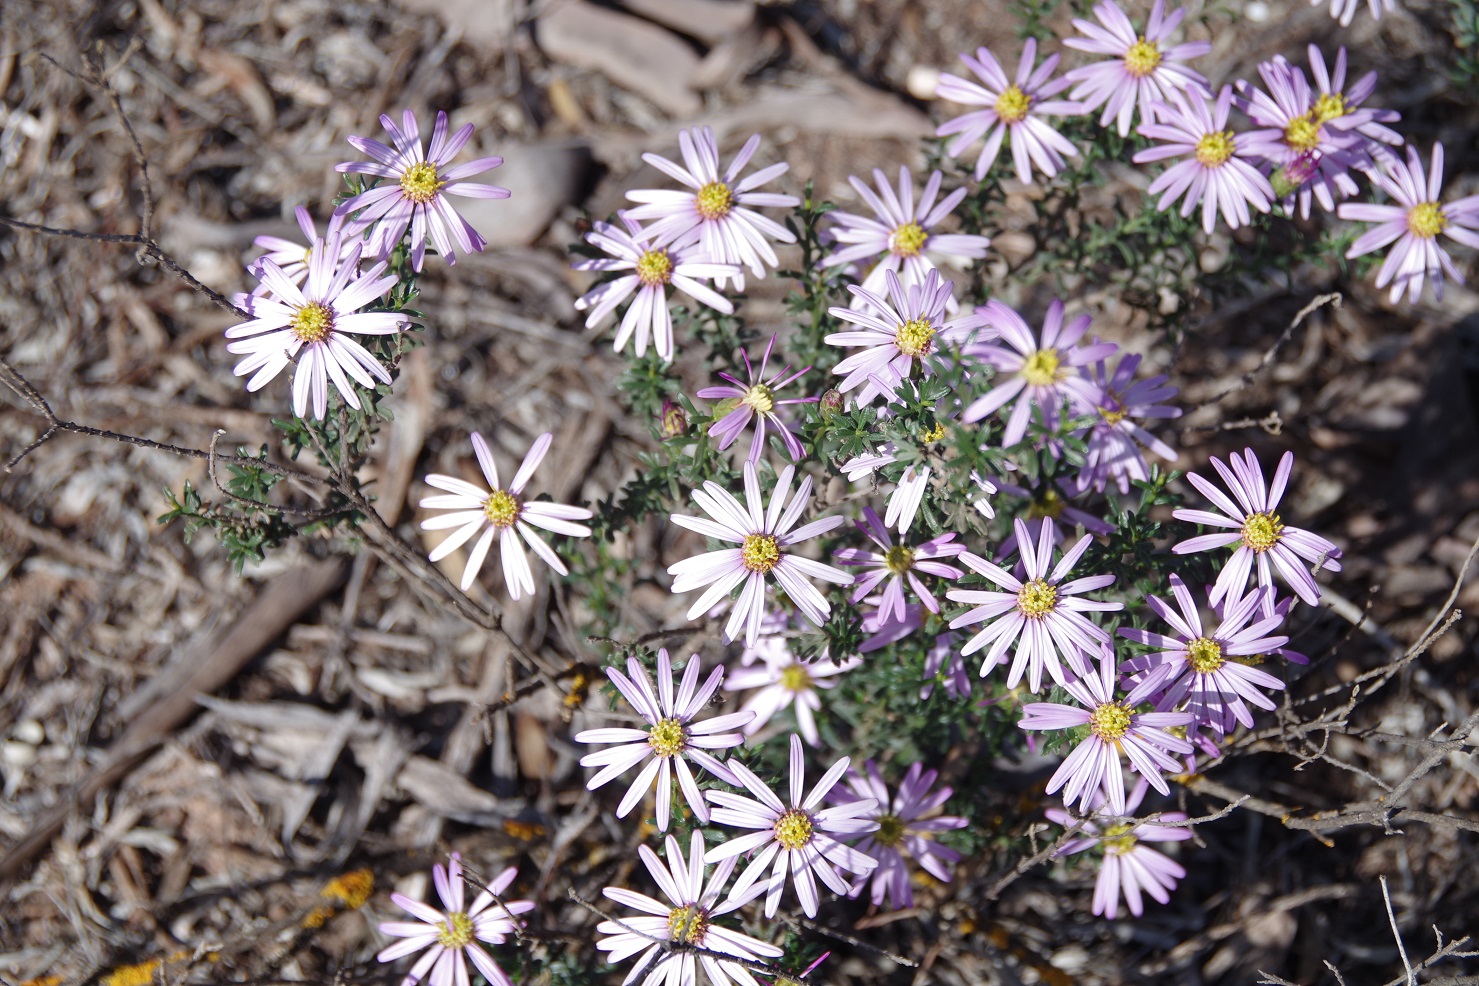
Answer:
[20,976,64,986]
[322,868,375,908]
[100,960,163,986]
[503,818,547,841]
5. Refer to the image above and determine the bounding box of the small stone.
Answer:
[619,0,754,45]
[538,1,701,116]
[907,65,942,100]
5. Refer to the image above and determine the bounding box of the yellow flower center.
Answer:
[1124,37,1163,78]
[895,318,936,358]
[1089,702,1133,741]
[484,489,521,528]
[1241,511,1283,551]
[437,911,476,949]
[741,533,781,573]
[774,808,815,850]
[1313,92,1347,124]
[290,302,333,344]
[1194,131,1236,168]
[1017,578,1057,618]
[890,221,929,258]
[1408,202,1447,239]
[780,663,811,693]
[1283,114,1323,154]
[1099,404,1127,426]
[884,544,915,576]
[1101,822,1137,855]
[995,84,1032,124]
[1186,636,1224,674]
[1026,488,1066,521]
[399,161,444,205]
[875,813,906,847]
[648,716,687,757]
[695,181,735,220]
[742,383,775,414]
[1021,348,1062,387]
[635,248,674,287]
[667,904,709,945]
[921,421,947,443]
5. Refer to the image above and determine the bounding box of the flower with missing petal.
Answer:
[419,432,594,598]
[723,636,861,747]
[1062,0,1211,138]
[1338,142,1479,304]
[1071,351,1181,495]
[947,519,1123,693]
[376,854,533,986]
[226,235,405,420]
[936,38,1082,184]
[1171,448,1341,606]
[698,336,816,463]
[668,462,852,647]
[596,831,784,986]
[821,166,990,307]
[335,110,509,270]
[705,734,878,918]
[624,126,798,291]
[248,206,354,293]
[1019,650,1193,814]
[574,650,752,831]
[834,507,964,623]
[573,213,740,360]
[831,761,967,910]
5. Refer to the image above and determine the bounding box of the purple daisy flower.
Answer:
[335,110,509,271]
[821,166,990,308]
[624,126,799,291]
[572,214,739,361]
[1134,86,1275,234]
[1071,350,1181,495]
[1303,45,1402,152]
[834,507,965,623]
[947,518,1123,693]
[1118,576,1289,735]
[1062,0,1212,138]
[1172,448,1342,607]
[1314,0,1395,27]
[825,268,984,407]
[832,761,967,910]
[704,734,878,918]
[1046,780,1192,919]
[723,644,861,748]
[226,235,405,420]
[573,649,752,831]
[935,39,1082,185]
[376,854,534,986]
[1338,142,1479,304]
[667,462,852,647]
[960,298,1117,446]
[698,335,816,463]
[1019,649,1193,814]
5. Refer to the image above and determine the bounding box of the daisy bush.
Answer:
[13,3,1478,984]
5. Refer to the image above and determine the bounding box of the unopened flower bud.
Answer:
[660,400,688,438]
[819,390,844,417]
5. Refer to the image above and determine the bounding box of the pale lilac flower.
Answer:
[625,127,798,290]
[947,519,1123,693]
[574,650,752,830]
[1134,86,1275,234]
[226,235,405,420]
[834,507,964,623]
[248,206,353,294]
[724,646,861,748]
[419,432,594,597]
[1019,650,1193,814]
[1314,0,1395,27]
[698,336,816,463]
[1062,0,1212,137]
[1338,143,1479,304]
[335,110,508,271]
[825,269,983,406]
[1046,780,1192,919]
[377,854,533,986]
[821,167,990,307]
[831,761,967,909]
[1171,448,1342,606]
[935,39,1082,184]
[1071,351,1181,495]
[1119,576,1289,735]
[573,214,740,361]
[596,831,783,986]
[705,734,878,918]
[668,462,852,647]
[960,298,1116,446]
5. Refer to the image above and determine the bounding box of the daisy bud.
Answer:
[659,399,688,438]
[820,389,845,417]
